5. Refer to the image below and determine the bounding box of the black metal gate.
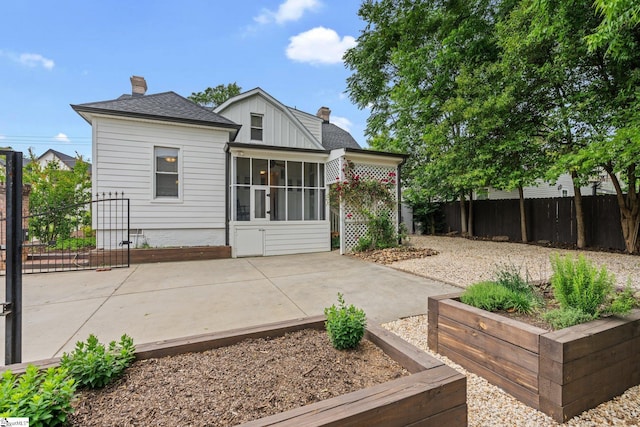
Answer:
[1,192,130,274]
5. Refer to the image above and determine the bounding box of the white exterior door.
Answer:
[251,186,270,221]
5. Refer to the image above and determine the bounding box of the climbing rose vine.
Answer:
[330,161,399,251]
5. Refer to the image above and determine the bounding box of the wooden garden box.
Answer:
[5,316,467,427]
[428,293,640,422]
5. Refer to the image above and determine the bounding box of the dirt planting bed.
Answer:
[69,329,408,426]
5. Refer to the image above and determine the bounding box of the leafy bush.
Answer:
[543,307,596,329]
[53,236,96,251]
[324,293,367,350]
[0,365,76,426]
[60,334,136,389]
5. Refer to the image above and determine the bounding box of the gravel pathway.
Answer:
[383,235,640,426]
[395,235,640,290]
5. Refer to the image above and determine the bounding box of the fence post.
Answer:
[2,150,23,364]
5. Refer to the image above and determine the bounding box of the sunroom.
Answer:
[226,143,330,257]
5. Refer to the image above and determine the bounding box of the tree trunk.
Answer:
[606,163,640,254]
[570,171,586,249]
[459,192,468,235]
[467,190,474,237]
[518,185,528,243]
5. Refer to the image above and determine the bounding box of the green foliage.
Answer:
[0,365,76,426]
[324,293,367,350]
[188,82,242,108]
[461,281,535,314]
[24,150,92,243]
[60,334,136,389]
[53,236,96,251]
[550,254,616,316]
[543,307,596,329]
[604,284,637,316]
[354,210,398,251]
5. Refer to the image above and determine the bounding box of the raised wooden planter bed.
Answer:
[4,316,467,427]
[428,293,640,422]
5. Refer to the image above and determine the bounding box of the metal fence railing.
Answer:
[0,193,130,274]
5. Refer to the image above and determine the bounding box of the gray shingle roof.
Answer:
[321,122,361,150]
[71,92,240,130]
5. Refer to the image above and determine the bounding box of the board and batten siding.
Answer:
[219,94,321,149]
[92,116,230,247]
[231,222,330,257]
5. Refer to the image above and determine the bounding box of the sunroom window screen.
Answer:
[233,157,325,221]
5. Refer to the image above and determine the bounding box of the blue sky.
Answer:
[0,0,369,161]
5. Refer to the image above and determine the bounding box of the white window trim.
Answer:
[152,145,184,203]
[250,113,264,142]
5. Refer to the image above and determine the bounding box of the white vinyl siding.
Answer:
[288,108,322,142]
[218,94,322,149]
[232,222,330,257]
[93,117,231,232]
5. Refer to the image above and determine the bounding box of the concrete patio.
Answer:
[1,251,460,365]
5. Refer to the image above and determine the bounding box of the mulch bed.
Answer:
[69,329,409,426]
[350,246,438,264]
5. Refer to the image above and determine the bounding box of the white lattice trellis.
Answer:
[325,157,342,184]
[341,162,398,253]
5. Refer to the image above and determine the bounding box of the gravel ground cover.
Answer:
[382,235,640,426]
[395,235,640,291]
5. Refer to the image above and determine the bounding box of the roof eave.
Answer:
[70,104,242,131]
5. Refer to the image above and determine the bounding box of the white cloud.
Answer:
[255,0,321,25]
[331,116,352,132]
[286,27,356,65]
[0,135,6,140]
[19,53,55,70]
[0,50,55,70]
[54,133,70,143]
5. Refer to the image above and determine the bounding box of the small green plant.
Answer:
[461,265,540,314]
[0,365,76,426]
[461,281,535,313]
[60,334,136,389]
[546,254,637,328]
[324,293,367,350]
[543,307,596,329]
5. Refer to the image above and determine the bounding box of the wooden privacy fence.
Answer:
[440,195,625,251]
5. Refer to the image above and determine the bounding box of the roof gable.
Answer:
[215,88,325,150]
[71,91,240,131]
[321,122,361,150]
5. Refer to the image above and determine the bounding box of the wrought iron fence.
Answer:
[0,192,130,274]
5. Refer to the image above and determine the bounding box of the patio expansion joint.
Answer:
[245,259,308,317]
[52,264,141,357]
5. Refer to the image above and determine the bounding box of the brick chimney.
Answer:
[316,106,331,123]
[130,76,147,96]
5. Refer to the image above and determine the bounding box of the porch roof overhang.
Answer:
[224,142,330,156]
[331,147,408,167]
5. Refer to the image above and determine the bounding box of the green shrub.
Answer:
[324,293,367,350]
[543,307,596,329]
[0,365,76,426]
[550,254,617,316]
[461,281,535,313]
[60,334,136,389]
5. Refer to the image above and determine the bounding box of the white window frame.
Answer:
[250,113,263,141]
[152,145,183,202]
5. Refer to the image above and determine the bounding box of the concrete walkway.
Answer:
[1,251,460,365]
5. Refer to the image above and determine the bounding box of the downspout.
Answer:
[224,144,230,247]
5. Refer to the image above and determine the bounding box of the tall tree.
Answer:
[345,0,513,237]
[23,150,92,243]
[188,82,242,108]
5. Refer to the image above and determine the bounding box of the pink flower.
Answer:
[388,172,396,177]
[346,213,353,219]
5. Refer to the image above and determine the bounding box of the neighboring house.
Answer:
[36,148,91,174]
[71,76,405,257]
[477,173,617,200]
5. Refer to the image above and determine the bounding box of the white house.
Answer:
[477,174,617,200]
[71,76,405,257]
[36,148,90,173]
